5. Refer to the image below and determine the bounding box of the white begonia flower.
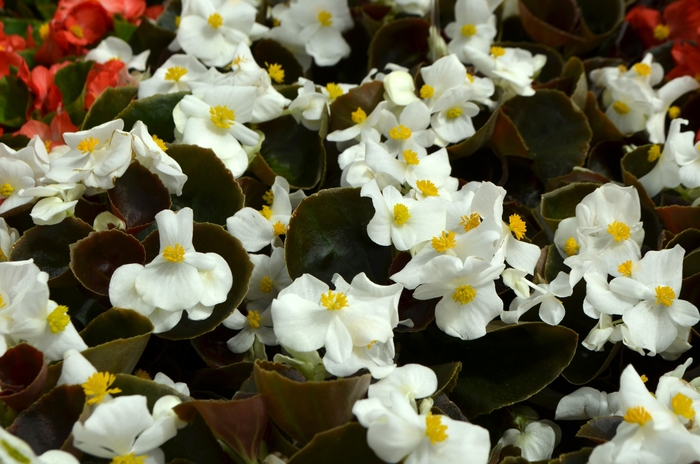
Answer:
[429,87,481,144]
[638,121,683,197]
[57,348,98,387]
[394,0,431,16]
[289,78,332,130]
[464,45,546,97]
[227,176,293,252]
[85,36,150,71]
[243,248,292,307]
[153,372,191,397]
[19,182,85,226]
[129,121,187,196]
[0,426,79,464]
[673,121,700,189]
[322,337,397,379]
[603,78,656,137]
[382,71,419,106]
[327,102,387,144]
[360,179,446,251]
[173,86,260,178]
[176,0,266,68]
[582,314,622,352]
[271,272,402,365]
[0,260,44,335]
[353,392,491,464]
[224,304,277,354]
[381,101,435,155]
[9,269,87,361]
[502,271,572,326]
[610,246,699,356]
[138,54,208,99]
[414,255,505,339]
[444,0,499,60]
[72,394,181,464]
[287,0,353,67]
[267,4,313,71]
[93,211,126,231]
[49,119,133,190]
[494,214,541,275]
[655,371,700,429]
[496,420,558,461]
[0,156,37,214]
[0,217,18,261]
[364,141,451,191]
[555,386,620,420]
[368,363,438,411]
[646,76,699,144]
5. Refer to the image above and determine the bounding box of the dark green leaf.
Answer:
[116,91,189,142]
[0,344,47,412]
[253,39,304,86]
[431,362,462,396]
[81,86,138,130]
[368,18,430,71]
[285,187,393,286]
[54,61,93,106]
[329,81,384,133]
[288,423,384,464]
[128,19,177,70]
[0,76,29,128]
[577,416,623,443]
[518,0,584,48]
[540,182,601,231]
[167,144,245,225]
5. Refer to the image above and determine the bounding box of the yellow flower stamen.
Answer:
[366,340,377,349]
[669,106,681,119]
[318,10,333,26]
[612,101,630,115]
[247,310,261,330]
[389,125,412,140]
[460,213,481,232]
[431,231,456,253]
[164,66,188,82]
[1,439,30,463]
[653,24,670,41]
[273,221,286,236]
[655,285,675,307]
[648,145,661,162]
[640,374,649,383]
[0,184,14,198]
[633,63,652,77]
[417,180,439,196]
[208,12,223,29]
[672,393,695,420]
[163,243,185,263]
[393,203,411,225]
[152,135,168,152]
[70,25,83,38]
[326,83,343,100]
[0,295,5,308]
[351,107,367,124]
[133,369,151,380]
[490,46,506,57]
[111,452,147,464]
[403,149,419,165]
[425,412,449,445]
[607,221,630,242]
[77,136,99,154]
[420,84,434,99]
[617,64,628,73]
[564,237,579,256]
[509,214,526,240]
[321,290,348,311]
[210,105,235,129]
[263,190,274,205]
[47,305,70,334]
[461,23,477,36]
[266,62,285,84]
[446,107,462,119]
[272,17,280,27]
[232,55,246,67]
[618,260,633,277]
[259,276,273,294]
[466,72,475,83]
[260,205,272,220]
[452,284,477,305]
[82,372,122,405]
[39,23,50,41]
[175,16,181,27]
[623,406,652,426]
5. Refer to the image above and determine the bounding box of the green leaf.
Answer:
[253,360,371,445]
[108,161,172,233]
[69,229,146,296]
[329,81,385,133]
[142,223,253,340]
[77,308,153,376]
[584,92,624,145]
[285,187,393,286]
[657,205,700,235]
[431,362,462,396]
[114,15,138,42]
[0,76,29,128]
[54,61,93,106]
[116,91,189,142]
[10,218,93,284]
[128,19,177,70]
[288,423,384,464]
[368,18,430,71]
[577,416,623,443]
[395,322,577,418]
[540,182,601,232]
[253,39,304,86]
[175,396,267,464]
[666,228,700,252]
[190,362,254,398]
[518,0,584,48]
[167,144,245,225]
[6,385,85,456]
[0,344,47,413]
[567,0,625,56]
[81,86,138,130]
[257,115,325,189]
[501,89,592,183]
